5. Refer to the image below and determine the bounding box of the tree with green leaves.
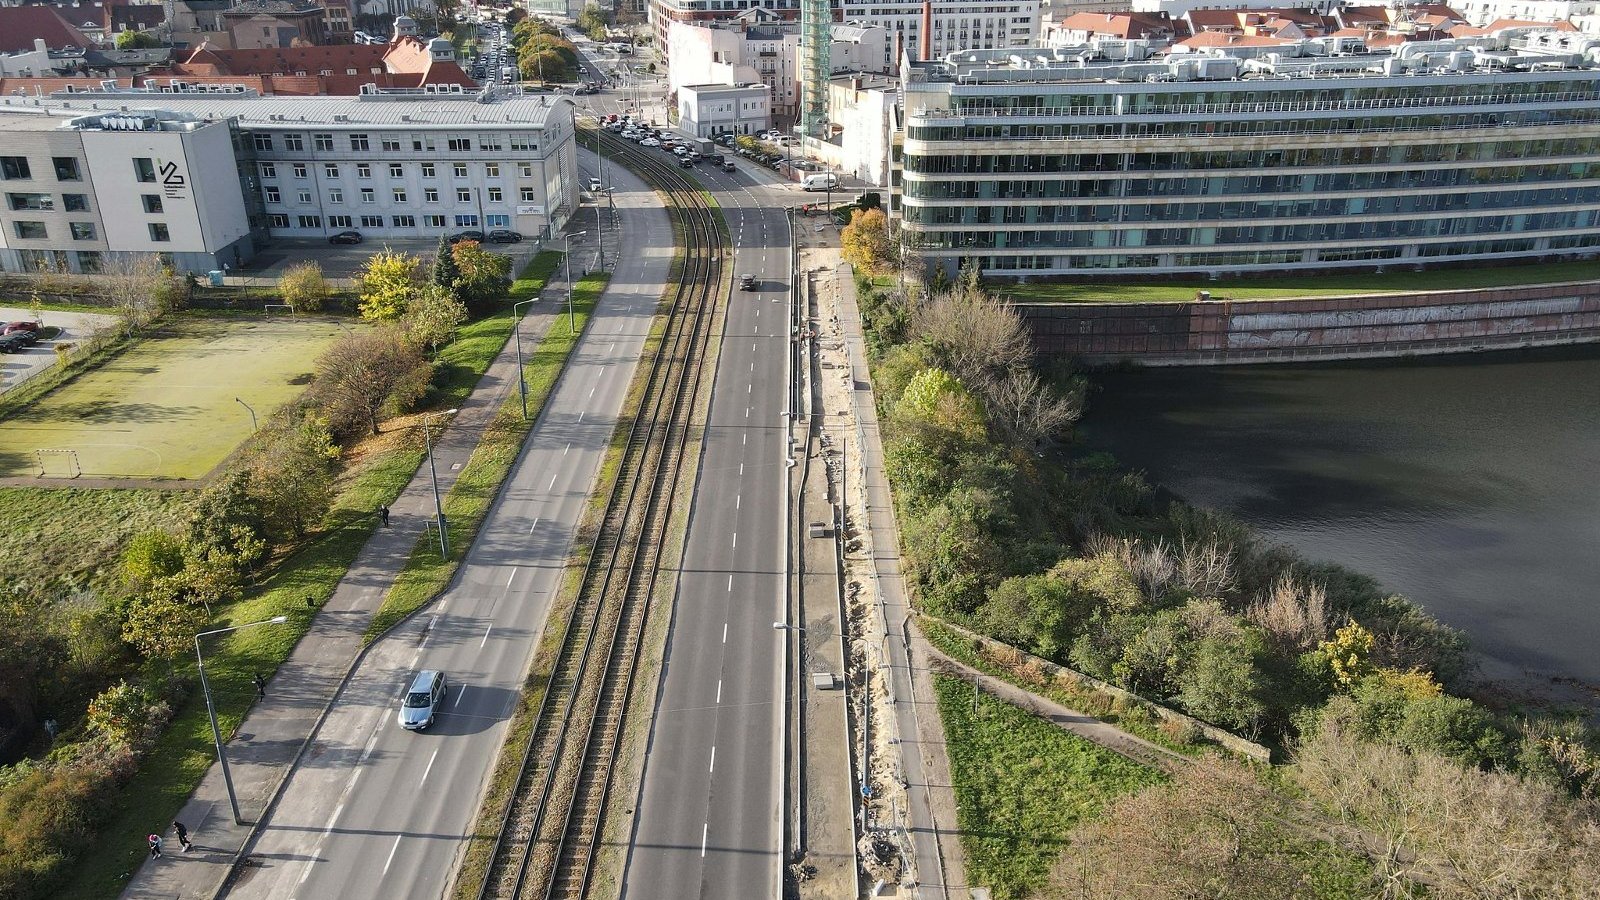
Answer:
[356,249,420,321]
[119,588,209,660]
[577,3,608,40]
[841,207,893,275]
[450,240,512,313]
[119,530,185,591]
[312,326,431,436]
[894,368,987,445]
[404,283,469,353]
[248,415,340,539]
[115,30,161,50]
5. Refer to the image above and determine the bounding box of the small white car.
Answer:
[640,137,661,148]
[588,176,603,192]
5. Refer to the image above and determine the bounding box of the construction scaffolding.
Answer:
[799,0,832,136]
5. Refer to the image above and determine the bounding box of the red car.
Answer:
[605,113,619,123]
[2,321,40,337]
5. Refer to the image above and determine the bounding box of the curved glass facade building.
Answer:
[900,34,1600,277]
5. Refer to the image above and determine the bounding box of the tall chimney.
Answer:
[920,0,933,61]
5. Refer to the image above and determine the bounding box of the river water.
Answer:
[1078,347,1600,695]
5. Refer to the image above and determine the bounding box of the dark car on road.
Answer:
[485,229,523,243]
[329,230,363,245]
[449,230,486,244]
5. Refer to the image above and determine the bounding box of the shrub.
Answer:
[279,261,330,312]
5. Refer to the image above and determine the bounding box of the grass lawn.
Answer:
[936,674,1164,899]
[0,487,193,596]
[0,318,344,479]
[996,258,1600,303]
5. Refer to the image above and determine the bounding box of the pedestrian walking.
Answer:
[253,673,266,698]
[147,834,163,859]
[379,505,390,527]
[172,821,192,852]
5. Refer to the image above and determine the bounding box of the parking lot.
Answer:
[232,237,549,284]
[0,306,116,395]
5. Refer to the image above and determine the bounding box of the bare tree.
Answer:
[1175,535,1236,599]
[909,284,1034,390]
[986,366,1083,446]
[1086,533,1176,602]
[101,253,169,337]
[312,327,430,436]
[1247,573,1330,653]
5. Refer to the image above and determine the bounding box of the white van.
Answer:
[801,173,839,192]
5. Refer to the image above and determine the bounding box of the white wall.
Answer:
[82,125,248,254]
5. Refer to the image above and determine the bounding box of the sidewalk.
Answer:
[805,236,968,898]
[120,219,619,900]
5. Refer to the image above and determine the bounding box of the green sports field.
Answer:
[0,318,345,480]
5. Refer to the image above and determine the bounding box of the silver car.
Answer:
[399,670,447,731]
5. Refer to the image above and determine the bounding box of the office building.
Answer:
[900,30,1600,278]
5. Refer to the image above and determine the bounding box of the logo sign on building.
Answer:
[516,204,545,215]
[159,160,188,201]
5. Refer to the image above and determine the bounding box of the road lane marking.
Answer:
[736,494,741,509]
[739,462,744,476]
[530,516,540,534]
[548,472,558,490]
[578,410,585,423]
[482,624,493,648]
[506,568,518,587]
[709,746,716,772]
[716,680,722,703]
[701,823,709,858]
[564,442,572,456]
[745,407,749,418]
[589,385,597,398]
[732,532,737,549]
[422,749,439,784]
[383,835,403,875]
[727,574,733,591]
[723,622,728,642]
[747,383,752,393]
[743,433,747,446]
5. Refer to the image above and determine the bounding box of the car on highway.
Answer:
[588,176,603,191]
[399,670,448,731]
[721,158,737,172]
[672,146,689,156]
[486,229,523,243]
[328,230,363,245]
[449,230,486,243]
[739,273,756,290]
[640,137,661,147]
[678,156,694,168]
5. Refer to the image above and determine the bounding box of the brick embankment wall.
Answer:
[1019,281,1600,366]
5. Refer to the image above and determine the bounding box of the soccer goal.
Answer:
[264,303,295,319]
[35,449,82,478]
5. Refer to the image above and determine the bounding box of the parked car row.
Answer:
[326,229,522,246]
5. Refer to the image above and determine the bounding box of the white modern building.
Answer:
[1451,0,1595,25]
[667,21,890,123]
[0,87,579,273]
[677,82,771,136]
[0,108,255,274]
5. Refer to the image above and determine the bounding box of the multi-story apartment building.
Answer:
[0,87,578,273]
[900,31,1600,278]
[0,109,256,274]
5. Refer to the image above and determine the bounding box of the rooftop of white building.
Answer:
[0,88,573,129]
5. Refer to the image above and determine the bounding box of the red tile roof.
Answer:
[1056,11,1173,39]
[0,7,92,53]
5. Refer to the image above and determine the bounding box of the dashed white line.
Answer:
[739,462,744,476]
[732,532,737,549]
[548,472,558,490]
[727,574,733,591]
[722,622,729,642]
[736,494,741,509]
[589,385,597,398]
[529,516,541,534]
[742,433,747,446]
[383,835,403,875]
[564,442,572,456]
[709,745,717,772]
[481,625,493,648]
[701,823,709,858]
[506,567,518,587]
[578,411,585,423]
[716,680,722,703]
[421,749,439,785]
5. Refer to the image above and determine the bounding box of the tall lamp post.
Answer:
[562,230,588,333]
[196,615,289,825]
[421,408,459,559]
[512,298,539,420]
[234,397,257,432]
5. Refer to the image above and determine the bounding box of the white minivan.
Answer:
[801,173,839,192]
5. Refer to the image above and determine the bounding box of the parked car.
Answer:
[2,321,41,338]
[449,230,486,243]
[0,333,30,353]
[328,230,363,245]
[398,670,448,731]
[486,230,523,243]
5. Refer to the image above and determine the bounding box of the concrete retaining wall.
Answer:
[1020,280,1600,366]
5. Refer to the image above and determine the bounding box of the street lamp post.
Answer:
[196,615,289,825]
[562,231,588,333]
[512,300,538,420]
[234,397,257,432]
[421,408,459,559]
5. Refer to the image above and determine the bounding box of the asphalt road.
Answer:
[223,155,673,900]
[621,145,801,898]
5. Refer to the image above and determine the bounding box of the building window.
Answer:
[147,223,169,242]
[486,214,510,228]
[76,250,102,273]
[53,157,81,181]
[447,138,472,152]
[297,215,321,228]
[7,193,52,211]
[421,163,436,177]
[457,188,472,202]
[269,213,290,228]
[518,163,533,177]
[454,214,478,227]
[314,133,334,151]
[329,214,353,228]
[480,134,502,151]
[134,158,156,182]
[13,221,45,239]
[293,163,308,179]
[393,188,407,203]
[329,189,343,204]
[487,187,502,202]
[424,214,446,228]
[424,188,439,203]
[261,162,276,178]
[350,134,370,151]
[253,134,273,152]
[381,137,401,151]
[69,222,95,241]
[63,194,88,211]
[360,215,383,228]
[263,187,280,204]
[297,191,313,204]
[392,214,415,227]
[389,163,404,178]
[361,188,375,203]
[485,163,500,178]
[453,163,468,178]
[357,163,371,178]
[325,163,339,178]
[284,134,304,151]
[520,187,537,202]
